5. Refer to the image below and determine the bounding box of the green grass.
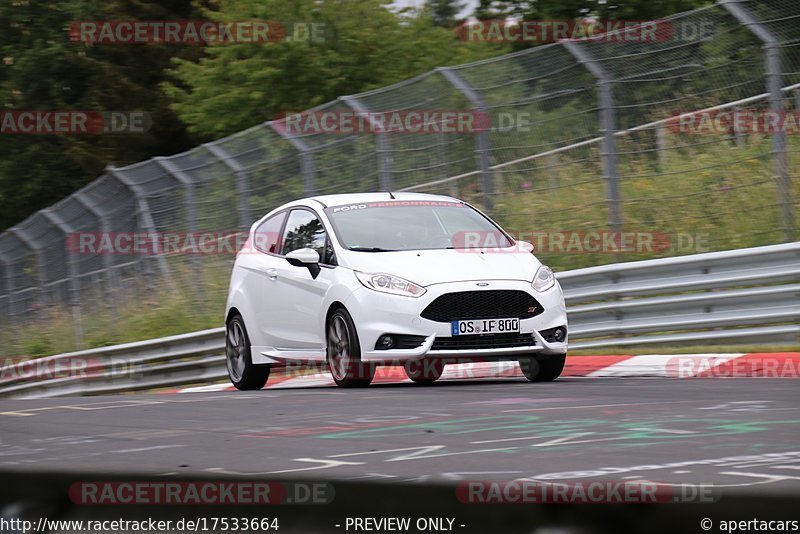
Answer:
[493,135,799,270]
[3,262,229,358]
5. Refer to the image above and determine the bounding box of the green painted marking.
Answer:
[316,415,800,444]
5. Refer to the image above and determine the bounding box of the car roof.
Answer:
[308,192,460,207]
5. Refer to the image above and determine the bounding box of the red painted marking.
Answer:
[171,352,800,395]
[562,355,634,376]
[693,352,800,378]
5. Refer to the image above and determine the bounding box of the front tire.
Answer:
[327,308,375,387]
[226,315,270,390]
[519,354,566,382]
[404,359,445,384]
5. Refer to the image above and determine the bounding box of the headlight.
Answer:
[532,265,556,292]
[355,272,426,297]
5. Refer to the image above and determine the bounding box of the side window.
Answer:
[281,209,331,263]
[253,212,286,254]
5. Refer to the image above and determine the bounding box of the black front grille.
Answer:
[421,290,542,323]
[432,332,537,351]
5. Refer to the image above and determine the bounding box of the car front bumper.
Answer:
[343,279,568,364]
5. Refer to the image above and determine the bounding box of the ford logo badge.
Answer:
[476,282,489,287]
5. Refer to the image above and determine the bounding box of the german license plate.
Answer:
[451,318,520,336]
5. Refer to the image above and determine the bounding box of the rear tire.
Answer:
[226,315,270,390]
[327,308,375,387]
[404,359,445,384]
[519,354,566,382]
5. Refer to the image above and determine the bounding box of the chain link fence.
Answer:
[1,0,798,354]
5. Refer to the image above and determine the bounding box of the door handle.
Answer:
[258,267,278,280]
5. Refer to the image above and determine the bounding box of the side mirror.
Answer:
[286,248,320,265]
[517,240,535,253]
[285,248,321,279]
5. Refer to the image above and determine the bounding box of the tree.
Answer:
[475,1,531,20]
[165,0,506,138]
[0,0,198,230]
[525,0,711,20]
[427,0,465,27]
[1,0,510,229]
[477,0,710,20]
[474,0,710,50]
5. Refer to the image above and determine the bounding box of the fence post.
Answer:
[655,125,668,168]
[341,96,394,191]
[41,209,84,348]
[720,0,795,242]
[106,166,175,291]
[547,153,560,190]
[203,142,253,232]
[270,121,317,195]
[154,157,204,302]
[562,40,623,235]
[74,192,117,296]
[0,252,17,326]
[8,227,49,308]
[438,67,494,213]
[154,157,198,236]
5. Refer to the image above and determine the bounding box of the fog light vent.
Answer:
[540,326,567,343]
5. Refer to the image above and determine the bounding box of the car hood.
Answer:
[339,248,540,287]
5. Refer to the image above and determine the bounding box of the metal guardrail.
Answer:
[0,328,226,399]
[1,243,798,398]
[562,242,800,348]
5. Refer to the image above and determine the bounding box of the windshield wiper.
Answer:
[348,246,395,252]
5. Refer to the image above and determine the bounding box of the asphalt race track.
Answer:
[1,377,799,493]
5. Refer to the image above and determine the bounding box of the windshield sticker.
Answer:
[330,200,463,213]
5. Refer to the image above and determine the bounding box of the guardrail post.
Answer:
[106,166,175,291]
[269,121,317,195]
[341,96,394,191]
[41,209,84,348]
[562,40,623,235]
[203,142,253,232]
[438,67,494,213]
[720,0,795,242]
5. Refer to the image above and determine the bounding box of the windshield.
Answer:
[325,200,514,251]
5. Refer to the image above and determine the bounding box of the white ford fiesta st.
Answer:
[225,192,568,389]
